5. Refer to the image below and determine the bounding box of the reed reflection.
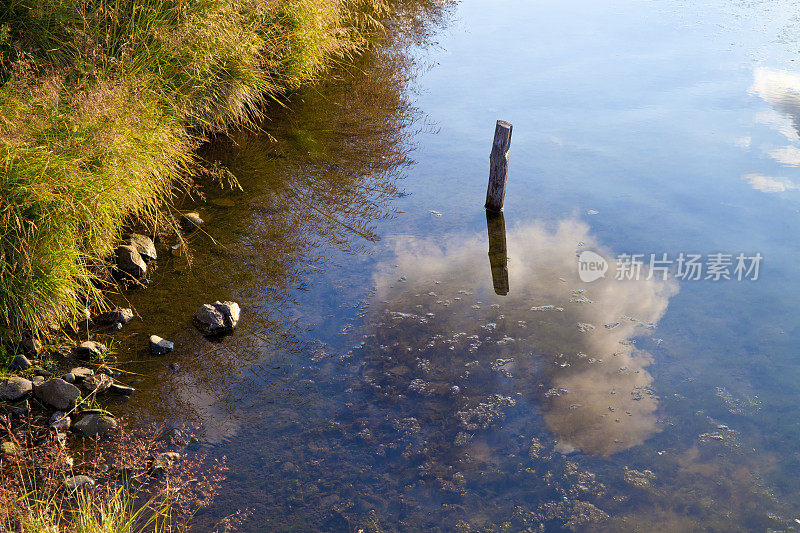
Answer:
[115,39,422,437]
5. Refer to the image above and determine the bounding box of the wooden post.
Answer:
[485,120,513,212]
[486,210,509,296]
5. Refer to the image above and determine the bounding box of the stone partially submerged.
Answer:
[193,301,240,336]
[95,307,134,325]
[50,411,71,431]
[73,412,117,437]
[74,341,106,361]
[81,374,113,395]
[149,335,174,355]
[181,212,204,230]
[63,475,95,490]
[116,244,146,279]
[129,234,157,262]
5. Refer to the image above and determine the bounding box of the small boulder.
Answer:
[149,452,180,477]
[62,373,76,384]
[181,212,204,230]
[10,355,32,371]
[32,376,45,386]
[1,441,20,457]
[95,308,134,325]
[73,413,117,437]
[74,341,106,361]
[213,301,240,329]
[149,335,174,356]
[116,244,146,279]
[33,379,81,410]
[0,377,32,401]
[193,301,240,336]
[69,367,94,382]
[50,411,71,431]
[129,234,157,262]
[81,374,112,395]
[63,475,95,490]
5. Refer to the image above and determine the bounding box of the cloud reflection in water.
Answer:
[370,218,678,456]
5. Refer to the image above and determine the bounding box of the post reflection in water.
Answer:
[486,210,509,295]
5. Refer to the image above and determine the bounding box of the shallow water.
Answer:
[107,0,800,530]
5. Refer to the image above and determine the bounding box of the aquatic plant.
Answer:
[0,417,228,531]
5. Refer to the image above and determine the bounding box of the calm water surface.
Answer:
[108,0,800,530]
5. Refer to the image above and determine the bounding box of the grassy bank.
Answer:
[0,0,391,347]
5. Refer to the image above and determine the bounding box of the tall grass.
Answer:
[0,0,389,345]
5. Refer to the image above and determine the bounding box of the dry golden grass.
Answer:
[0,0,390,348]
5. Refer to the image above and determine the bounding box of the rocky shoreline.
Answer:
[0,214,241,483]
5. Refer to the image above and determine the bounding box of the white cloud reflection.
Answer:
[745,68,800,191]
[370,219,678,456]
[743,173,800,193]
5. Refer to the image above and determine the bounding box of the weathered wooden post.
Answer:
[486,210,509,296]
[485,120,513,212]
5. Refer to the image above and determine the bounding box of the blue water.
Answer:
[110,0,800,530]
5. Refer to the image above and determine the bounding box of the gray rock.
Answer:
[1,441,20,456]
[149,335,174,356]
[149,452,180,476]
[129,234,157,262]
[63,475,94,490]
[116,244,146,278]
[10,355,32,371]
[193,304,225,335]
[213,301,240,329]
[31,376,45,386]
[69,367,94,382]
[109,383,135,395]
[33,379,81,410]
[0,377,32,401]
[50,411,71,431]
[193,301,240,336]
[73,413,117,437]
[62,373,76,384]
[181,212,204,230]
[74,341,106,361]
[95,308,134,325]
[81,374,112,395]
